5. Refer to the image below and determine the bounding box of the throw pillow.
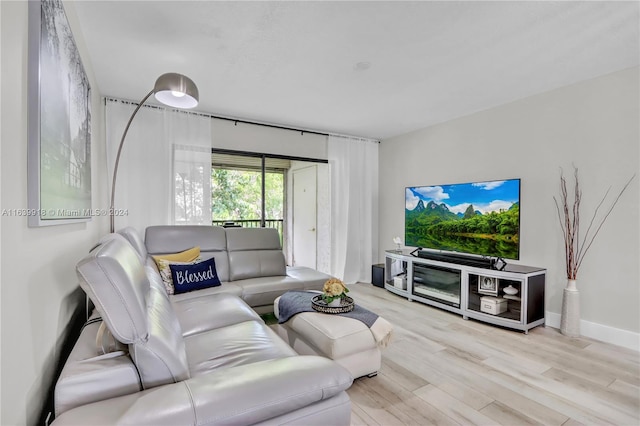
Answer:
[152,246,200,263]
[155,258,198,295]
[169,258,221,294]
[152,247,201,295]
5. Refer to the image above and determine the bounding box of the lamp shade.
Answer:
[153,72,199,108]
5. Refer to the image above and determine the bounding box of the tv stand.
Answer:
[384,249,546,333]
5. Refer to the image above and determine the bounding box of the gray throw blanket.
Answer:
[278,290,378,327]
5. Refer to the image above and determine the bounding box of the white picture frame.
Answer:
[28,0,92,227]
[478,275,499,296]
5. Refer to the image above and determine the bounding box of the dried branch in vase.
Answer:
[553,166,635,280]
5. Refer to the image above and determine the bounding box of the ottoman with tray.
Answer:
[273,292,391,379]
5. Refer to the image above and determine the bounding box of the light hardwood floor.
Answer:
[346,283,640,426]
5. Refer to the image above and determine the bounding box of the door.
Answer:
[292,166,317,268]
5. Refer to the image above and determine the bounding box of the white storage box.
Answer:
[480,296,507,315]
[393,275,407,290]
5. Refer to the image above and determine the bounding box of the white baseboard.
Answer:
[546,311,640,352]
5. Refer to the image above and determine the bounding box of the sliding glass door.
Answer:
[211,152,287,240]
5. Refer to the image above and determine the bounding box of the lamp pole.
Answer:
[109,91,153,233]
[109,73,199,233]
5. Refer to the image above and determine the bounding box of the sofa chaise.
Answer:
[52,228,352,425]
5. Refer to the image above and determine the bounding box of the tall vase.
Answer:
[560,279,580,337]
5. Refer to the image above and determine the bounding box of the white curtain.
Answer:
[105,99,212,232]
[328,135,379,284]
[169,112,212,225]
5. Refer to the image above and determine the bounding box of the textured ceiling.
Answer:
[73,1,639,140]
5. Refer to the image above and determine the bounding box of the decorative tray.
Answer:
[311,295,354,314]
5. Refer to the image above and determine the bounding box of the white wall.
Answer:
[0,2,108,424]
[379,68,639,345]
[212,118,327,160]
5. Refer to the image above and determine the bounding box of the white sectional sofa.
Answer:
[52,227,352,425]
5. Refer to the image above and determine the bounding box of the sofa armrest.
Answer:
[286,266,332,290]
[54,351,141,416]
[54,318,142,417]
[52,355,353,425]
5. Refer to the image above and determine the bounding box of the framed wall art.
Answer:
[28,0,92,227]
[478,275,499,296]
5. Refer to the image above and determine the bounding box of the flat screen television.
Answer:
[405,178,520,260]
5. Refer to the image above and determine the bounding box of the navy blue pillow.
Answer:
[169,257,221,294]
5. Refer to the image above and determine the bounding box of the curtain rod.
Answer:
[218,115,328,137]
[104,97,379,142]
[104,97,326,135]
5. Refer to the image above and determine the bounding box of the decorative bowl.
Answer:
[503,285,518,295]
[312,295,354,314]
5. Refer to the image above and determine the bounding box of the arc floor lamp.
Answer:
[110,72,199,232]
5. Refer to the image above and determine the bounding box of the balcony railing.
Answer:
[212,219,284,239]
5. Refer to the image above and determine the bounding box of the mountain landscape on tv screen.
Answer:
[405,180,520,259]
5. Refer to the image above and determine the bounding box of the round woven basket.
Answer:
[311,295,354,314]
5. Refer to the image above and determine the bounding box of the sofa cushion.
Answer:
[235,276,309,307]
[227,251,287,281]
[170,258,222,294]
[226,228,286,280]
[277,310,376,360]
[286,266,331,291]
[172,293,261,337]
[169,283,243,302]
[184,320,297,376]
[225,227,282,251]
[53,357,353,426]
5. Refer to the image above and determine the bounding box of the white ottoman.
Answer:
[273,296,382,379]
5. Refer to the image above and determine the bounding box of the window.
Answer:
[211,152,289,240]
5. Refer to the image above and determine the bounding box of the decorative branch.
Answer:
[553,166,635,281]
